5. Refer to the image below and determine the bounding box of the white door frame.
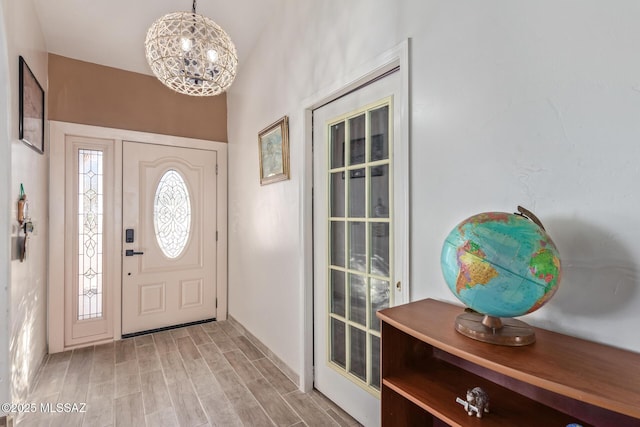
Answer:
[49,121,228,353]
[299,39,411,391]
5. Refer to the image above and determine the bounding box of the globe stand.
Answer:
[455,311,536,346]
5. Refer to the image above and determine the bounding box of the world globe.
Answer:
[440,208,562,345]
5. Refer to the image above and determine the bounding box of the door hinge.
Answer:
[215,298,218,308]
[216,164,219,175]
[216,231,218,241]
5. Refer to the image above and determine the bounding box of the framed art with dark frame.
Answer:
[258,116,290,185]
[19,56,45,154]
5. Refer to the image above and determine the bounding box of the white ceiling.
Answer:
[33,0,283,76]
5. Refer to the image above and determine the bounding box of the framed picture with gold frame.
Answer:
[258,116,290,185]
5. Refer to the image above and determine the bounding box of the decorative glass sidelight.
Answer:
[78,149,104,320]
[327,102,392,394]
[154,169,192,258]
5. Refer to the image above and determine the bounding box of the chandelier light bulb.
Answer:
[181,37,193,52]
[145,3,238,96]
[207,49,218,63]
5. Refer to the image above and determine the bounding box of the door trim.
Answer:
[299,39,411,392]
[49,121,228,353]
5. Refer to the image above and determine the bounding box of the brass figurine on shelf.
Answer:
[456,387,490,418]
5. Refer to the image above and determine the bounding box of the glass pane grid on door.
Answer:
[326,100,392,395]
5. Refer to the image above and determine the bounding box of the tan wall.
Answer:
[48,54,227,141]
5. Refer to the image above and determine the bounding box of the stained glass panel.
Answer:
[154,169,192,258]
[78,149,104,320]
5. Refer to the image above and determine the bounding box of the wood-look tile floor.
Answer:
[18,320,361,427]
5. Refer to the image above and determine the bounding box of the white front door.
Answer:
[122,141,217,335]
[313,70,407,426]
[50,122,228,352]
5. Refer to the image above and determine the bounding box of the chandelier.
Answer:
[145,0,238,96]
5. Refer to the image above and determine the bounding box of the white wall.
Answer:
[404,1,640,352]
[227,0,640,381]
[0,0,12,408]
[1,0,49,404]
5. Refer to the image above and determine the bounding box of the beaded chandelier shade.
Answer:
[145,0,238,96]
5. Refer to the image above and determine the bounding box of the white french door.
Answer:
[122,142,217,335]
[313,70,406,427]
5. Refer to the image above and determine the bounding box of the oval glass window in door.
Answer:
[154,169,191,258]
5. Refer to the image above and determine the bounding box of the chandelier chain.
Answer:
[192,0,196,14]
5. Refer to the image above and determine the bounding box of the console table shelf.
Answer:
[377,298,640,427]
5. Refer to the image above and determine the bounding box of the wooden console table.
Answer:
[377,298,640,426]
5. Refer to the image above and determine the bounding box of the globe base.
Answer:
[455,312,536,346]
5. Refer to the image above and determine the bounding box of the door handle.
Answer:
[125,249,144,256]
